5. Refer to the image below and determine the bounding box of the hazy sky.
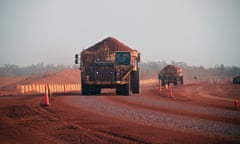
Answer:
[0,0,240,67]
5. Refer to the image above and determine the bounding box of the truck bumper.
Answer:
[84,81,128,86]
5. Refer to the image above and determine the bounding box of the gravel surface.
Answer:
[68,95,240,138]
[125,95,240,119]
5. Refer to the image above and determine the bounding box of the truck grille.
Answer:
[94,63,114,82]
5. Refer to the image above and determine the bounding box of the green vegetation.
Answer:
[0,62,71,76]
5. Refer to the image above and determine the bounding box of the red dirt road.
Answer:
[0,82,240,144]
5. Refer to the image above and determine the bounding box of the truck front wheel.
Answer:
[116,76,132,96]
[81,84,89,95]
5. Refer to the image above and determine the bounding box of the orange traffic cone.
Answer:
[234,100,239,110]
[170,85,173,97]
[44,85,50,106]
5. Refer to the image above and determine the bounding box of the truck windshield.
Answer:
[115,52,130,65]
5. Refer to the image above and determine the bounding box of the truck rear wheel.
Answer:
[131,69,140,94]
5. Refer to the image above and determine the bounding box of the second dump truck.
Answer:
[158,65,184,86]
[75,37,140,96]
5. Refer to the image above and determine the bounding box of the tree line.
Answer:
[1,61,240,82]
[139,61,240,81]
[0,62,71,76]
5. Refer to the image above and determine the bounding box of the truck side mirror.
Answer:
[138,53,141,62]
[75,54,79,64]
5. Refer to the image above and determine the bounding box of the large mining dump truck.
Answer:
[233,75,240,84]
[75,37,140,96]
[158,65,184,86]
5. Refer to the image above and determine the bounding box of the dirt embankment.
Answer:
[0,69,80,96]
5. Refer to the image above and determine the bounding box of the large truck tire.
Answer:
[88,86,96,95]
[81,80,97,95]
[180,76,184,85]
[116,76,132,96]
[116,85,124,95]
[96,87,101,95]
[124,85,131,96]
[125,75,132,96]
[81,83,89,95]
[161,79,165,86]
[174,78,178,86]
[116,84,131,96]
[116,86,122,95]
[131,69,140,94]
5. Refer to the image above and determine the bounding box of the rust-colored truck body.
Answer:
[75,37,140,95]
